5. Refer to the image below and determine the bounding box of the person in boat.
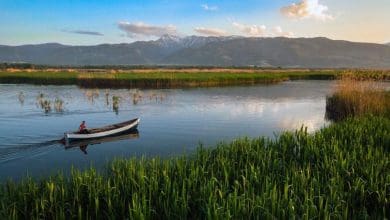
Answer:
[79,121,89,134]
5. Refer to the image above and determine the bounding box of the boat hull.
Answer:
[64,130,139,148]
[64,118,140,145]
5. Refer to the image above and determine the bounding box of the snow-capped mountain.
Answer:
[1,35,390,68]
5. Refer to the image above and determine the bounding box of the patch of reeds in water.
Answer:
[54,98,64,112]
[0,116,388,219]
[105,90,110,106]
[326,78,389,121]
[36,93,65,113]
[131,90,142,105]
[17,91,24,105]
[84,89,100,104]
[36,93,51,113]
[112,96,120,114]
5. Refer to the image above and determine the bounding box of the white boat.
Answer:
[64,130,139,149]
[64,118,140,145]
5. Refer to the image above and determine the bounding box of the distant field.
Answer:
[0,69,389,88]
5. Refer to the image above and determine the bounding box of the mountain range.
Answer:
[1,35,390,68]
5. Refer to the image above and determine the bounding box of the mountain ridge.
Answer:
[1,35,390,68]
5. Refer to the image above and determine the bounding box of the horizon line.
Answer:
[1,35,388,47]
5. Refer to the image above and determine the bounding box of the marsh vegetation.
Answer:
[0,116,388,219]
[1,76,388,218]
[20,88,168,115]
[326,78,389,121]
[2,69,389,89]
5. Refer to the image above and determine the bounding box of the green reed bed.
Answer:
[1,116,389,219]
[0,69,351,88]
[1,69,389,88]
[0,71,78,85]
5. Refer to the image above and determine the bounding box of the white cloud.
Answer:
[232,22,266,37]
[280,0,333,21]
[118,22,177,38]
[274,26,283,34]
[201,4,218,11]
[194,27,227,36]
[272,26,295,37]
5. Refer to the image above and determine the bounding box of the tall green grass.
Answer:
[1,116,389,219]
[2,69,388,88]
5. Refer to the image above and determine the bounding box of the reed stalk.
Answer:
[0,116,388,219]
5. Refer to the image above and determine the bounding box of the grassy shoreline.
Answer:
[1,69,389,218]
[326,80,390,121]
[1,69,389,88]
[1,116,389,219]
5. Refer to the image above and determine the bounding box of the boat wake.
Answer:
[0,139,62,164]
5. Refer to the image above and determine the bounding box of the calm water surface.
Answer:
[0,81,346,180]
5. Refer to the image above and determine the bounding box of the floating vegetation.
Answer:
[17,91,24,105]
[35,93,66,113]
[148,91,167,103]
[41,100,51,113]
[131,89,142,105]
[128,90,168,105]
[112,95,120,114]
[54,98,64,113]
[84,89,100,104]
[0,116,388,218]
[105,89,110,106]
[36,92,44,104]
[36,93,51,113]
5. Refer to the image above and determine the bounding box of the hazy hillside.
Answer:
[163,37,390,68]
[1,35,390,68]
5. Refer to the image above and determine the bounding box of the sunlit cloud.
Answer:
[280,0,333,21]
[201,4,218,11]
[272,26,295,37]
[232,22,266,37]
[62,29,103,36]
[194,27,227,36]
[118,22,177,38]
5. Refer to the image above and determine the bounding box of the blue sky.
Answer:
[1,0,389,45]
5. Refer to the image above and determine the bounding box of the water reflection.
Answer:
[4,81,377,180]
[63,130,139,155]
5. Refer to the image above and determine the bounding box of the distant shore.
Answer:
[0,68,389,88]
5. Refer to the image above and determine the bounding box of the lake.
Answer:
[0,80,343,180]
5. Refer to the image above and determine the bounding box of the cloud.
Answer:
[232,22,266,37]
[194,27,227,36]
[280,0,333,21]
[63,29,103,36]
[201,4,218,11]
[272,26,294,37]
[118,22,177,38]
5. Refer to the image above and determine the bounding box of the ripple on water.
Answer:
[2,81,387,180]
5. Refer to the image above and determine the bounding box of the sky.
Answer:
[0,0,389,45]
